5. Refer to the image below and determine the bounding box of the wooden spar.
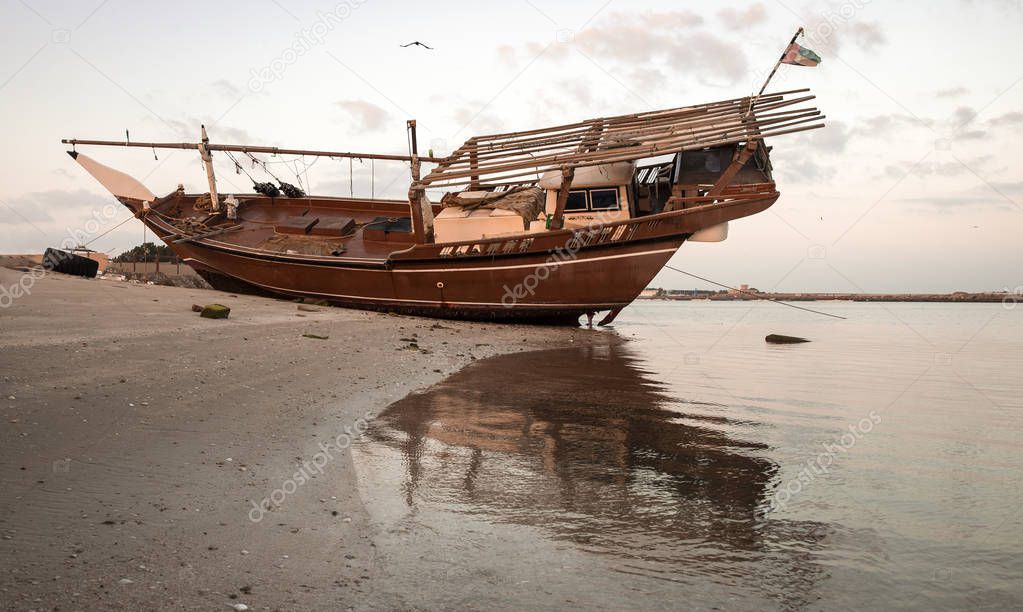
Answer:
[418,113,824,185]
[421,93,821,184]
[469,88,811,141]
[457,95,807,156]
[415,121,825,189]
[60,138,446,164]
[707,98,761,198]
[436,114,814,177]
[470,94,780,146]
[550,167,575,230]
[444,103,820,170]
[436,108,823,174]
[198,125,220,211]
[449,95,818,161]
[468,138,480,190]
[706,143,759,197]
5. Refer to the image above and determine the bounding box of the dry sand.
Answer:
[0,267,594,610]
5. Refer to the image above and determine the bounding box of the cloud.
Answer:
[506,11,745,86]
[951,106,977,127]
[771,150,837,182]
[846,22,886,51]
[150,116,257,143]
[989,111,1023,127]
[496,44,517,68]
[449,101,505,136]
[717,4,768,29]
[572,13,745,84]
[935,86,968,98]
[558,78,594,107]
[802,2,886,54]
[0,194,55,226]
[894,195,1018,212]
[884,155,994,179]
[211,79,241,99]
[851,106,1014,143]
[0,189,129,253]
[336,99,391,131]
[807,119,850,153]
[854,113,933,137]
[955,129,988,141]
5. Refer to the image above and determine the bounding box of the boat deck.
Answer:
[150,193,419,261]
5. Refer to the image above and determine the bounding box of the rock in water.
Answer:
[200,304,231,319]
[766,334,810,344]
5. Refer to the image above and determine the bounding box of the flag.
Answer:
[782,42,822,67]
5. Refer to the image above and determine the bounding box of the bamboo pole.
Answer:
[438,95,816,168]
[421,111,822,183]
[438,102,818,170]
[469,88,810,141]
[415,122,824,188]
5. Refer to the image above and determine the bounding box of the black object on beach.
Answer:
[42,248,99,278]
[766,334,810,344]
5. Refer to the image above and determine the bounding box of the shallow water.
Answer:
[353,302,1023,609]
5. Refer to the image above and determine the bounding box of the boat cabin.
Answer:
[432,142,774,245]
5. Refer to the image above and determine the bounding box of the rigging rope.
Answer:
[83,213,139,248]
[225,151,258,184]
[663,264,847,320]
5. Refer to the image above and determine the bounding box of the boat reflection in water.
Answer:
[354,342,833,608]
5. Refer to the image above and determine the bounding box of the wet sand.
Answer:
[0,268,593,610]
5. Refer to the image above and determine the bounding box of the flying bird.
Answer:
[400,41,434,50]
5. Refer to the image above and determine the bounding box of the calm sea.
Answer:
[353,301,1023,610]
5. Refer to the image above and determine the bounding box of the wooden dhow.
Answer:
[63,88,824,325]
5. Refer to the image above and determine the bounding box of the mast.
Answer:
[406,119,432,244]
[198,125,220,212]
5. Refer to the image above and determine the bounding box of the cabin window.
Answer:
[589,188,620,211]
[564,188,621,212]
[565,191,588,211]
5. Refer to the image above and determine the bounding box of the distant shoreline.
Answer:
[639,292,1013,303]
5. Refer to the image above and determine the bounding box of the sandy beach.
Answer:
[0,267,592,610]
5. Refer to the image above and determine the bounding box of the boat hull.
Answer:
[125,188,779,325]
[178,236,686,324]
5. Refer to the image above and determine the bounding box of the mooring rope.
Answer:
[663,264,847,320]
[82,213,142,248]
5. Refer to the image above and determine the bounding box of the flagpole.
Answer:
[748,27,805,116]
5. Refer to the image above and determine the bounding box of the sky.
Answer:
[0,0,1021,293]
